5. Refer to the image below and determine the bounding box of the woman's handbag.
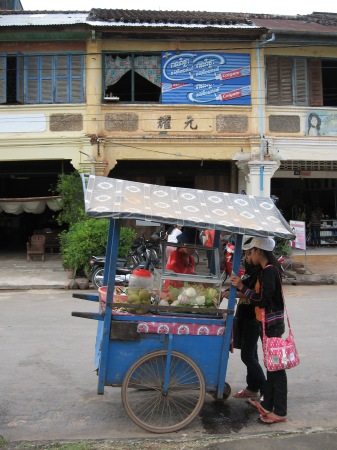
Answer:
[261,307,300,371]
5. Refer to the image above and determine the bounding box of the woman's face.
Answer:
[244,250,252,263]
[250,247,262,265]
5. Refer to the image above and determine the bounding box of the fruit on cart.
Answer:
[128,293,141,303]
[139,289,151,304]
[195,295,206,306]
[185,287,197,298]
[158,283,220,309]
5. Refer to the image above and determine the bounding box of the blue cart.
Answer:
[72,175,294,433]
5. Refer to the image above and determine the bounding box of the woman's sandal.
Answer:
[247,398,270,416]
[259,412,287,424]
[233,389,259,398]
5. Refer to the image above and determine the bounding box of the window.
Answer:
[0,53,84,104]
[266,56,337,107]
[104,53,161,102]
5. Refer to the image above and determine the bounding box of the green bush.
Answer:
[59,219,137,276]
[53,171,86,227]
[275,238,293,258]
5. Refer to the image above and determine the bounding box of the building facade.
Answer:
[1,8,337,248]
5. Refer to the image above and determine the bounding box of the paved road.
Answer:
[0,286,337,448]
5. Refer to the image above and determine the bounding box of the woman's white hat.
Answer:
[242,236,275,252]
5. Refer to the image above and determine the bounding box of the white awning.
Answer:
[0,196,62,215]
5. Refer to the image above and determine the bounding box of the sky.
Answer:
[21,0,337,16]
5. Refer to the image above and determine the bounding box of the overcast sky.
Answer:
[21,0,337,15]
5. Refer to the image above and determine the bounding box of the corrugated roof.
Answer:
[253,17,337,33]
[0,12,88,26]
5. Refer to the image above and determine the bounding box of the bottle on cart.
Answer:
[127,269,153,306]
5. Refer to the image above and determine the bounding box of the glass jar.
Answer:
[127,269,153,306]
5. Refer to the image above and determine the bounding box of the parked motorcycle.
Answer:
[128,234,162,271]
[89,234,162,289]
[88,256,131,289]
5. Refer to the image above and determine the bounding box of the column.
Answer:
[247,160,280,197]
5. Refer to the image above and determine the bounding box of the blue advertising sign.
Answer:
[162,51,251,105]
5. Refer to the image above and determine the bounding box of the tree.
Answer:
[53,171,86,227]
[54,171,137,276]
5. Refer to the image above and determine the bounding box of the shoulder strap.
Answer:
[261,266,292,336]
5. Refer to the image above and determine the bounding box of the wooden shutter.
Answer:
[294,58,308,105]
[266,56,292,105]
[41,55,53,103]
[266,56,280,104]
[0,54,6,104]
[279,57,293,104]
[308,58,323,106]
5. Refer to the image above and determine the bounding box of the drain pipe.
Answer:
[257,33,275,196]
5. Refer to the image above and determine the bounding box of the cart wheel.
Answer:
[211,382,231,402]
[121,350,206,433]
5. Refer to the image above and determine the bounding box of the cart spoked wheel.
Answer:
[121,350,206,433]
[210,382,231,401]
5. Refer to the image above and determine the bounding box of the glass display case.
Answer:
[152,241,223,313]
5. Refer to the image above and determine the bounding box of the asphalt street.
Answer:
[0,285,337,449]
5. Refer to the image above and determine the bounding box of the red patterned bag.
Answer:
[261,308,300,371]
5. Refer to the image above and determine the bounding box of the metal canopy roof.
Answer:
[84,175,295,240]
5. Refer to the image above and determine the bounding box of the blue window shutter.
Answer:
[41,55,53,103]
[26,55,39,103]
[55,54,69,102]
[70,54,84,102]
[16,52,24,104]
[0,54,6,104]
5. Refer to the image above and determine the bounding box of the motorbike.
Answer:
[89,234,163,289]
[88,256,131,289]
[128,234,162,271]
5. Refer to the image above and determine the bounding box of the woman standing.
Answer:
[230,236,287,424]
[231,241,265,400]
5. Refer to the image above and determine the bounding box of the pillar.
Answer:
[235,159,280,197]
[247,160,280,197]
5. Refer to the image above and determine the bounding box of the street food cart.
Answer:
[72,175,294,433]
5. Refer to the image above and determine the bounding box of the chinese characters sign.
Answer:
[162,51,251,105]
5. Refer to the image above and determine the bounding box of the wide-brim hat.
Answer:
[242,236,275,252]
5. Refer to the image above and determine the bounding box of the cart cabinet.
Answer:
[72,175,295,433]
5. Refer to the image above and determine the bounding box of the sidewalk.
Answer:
[0,247,336,290]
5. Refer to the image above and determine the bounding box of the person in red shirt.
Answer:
[164,227,200,291]
[202,229,215,268]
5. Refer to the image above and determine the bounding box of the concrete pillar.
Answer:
[235,159,280,197]
[247,159,280,197]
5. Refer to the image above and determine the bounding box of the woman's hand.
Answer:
[230,273,243,290]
